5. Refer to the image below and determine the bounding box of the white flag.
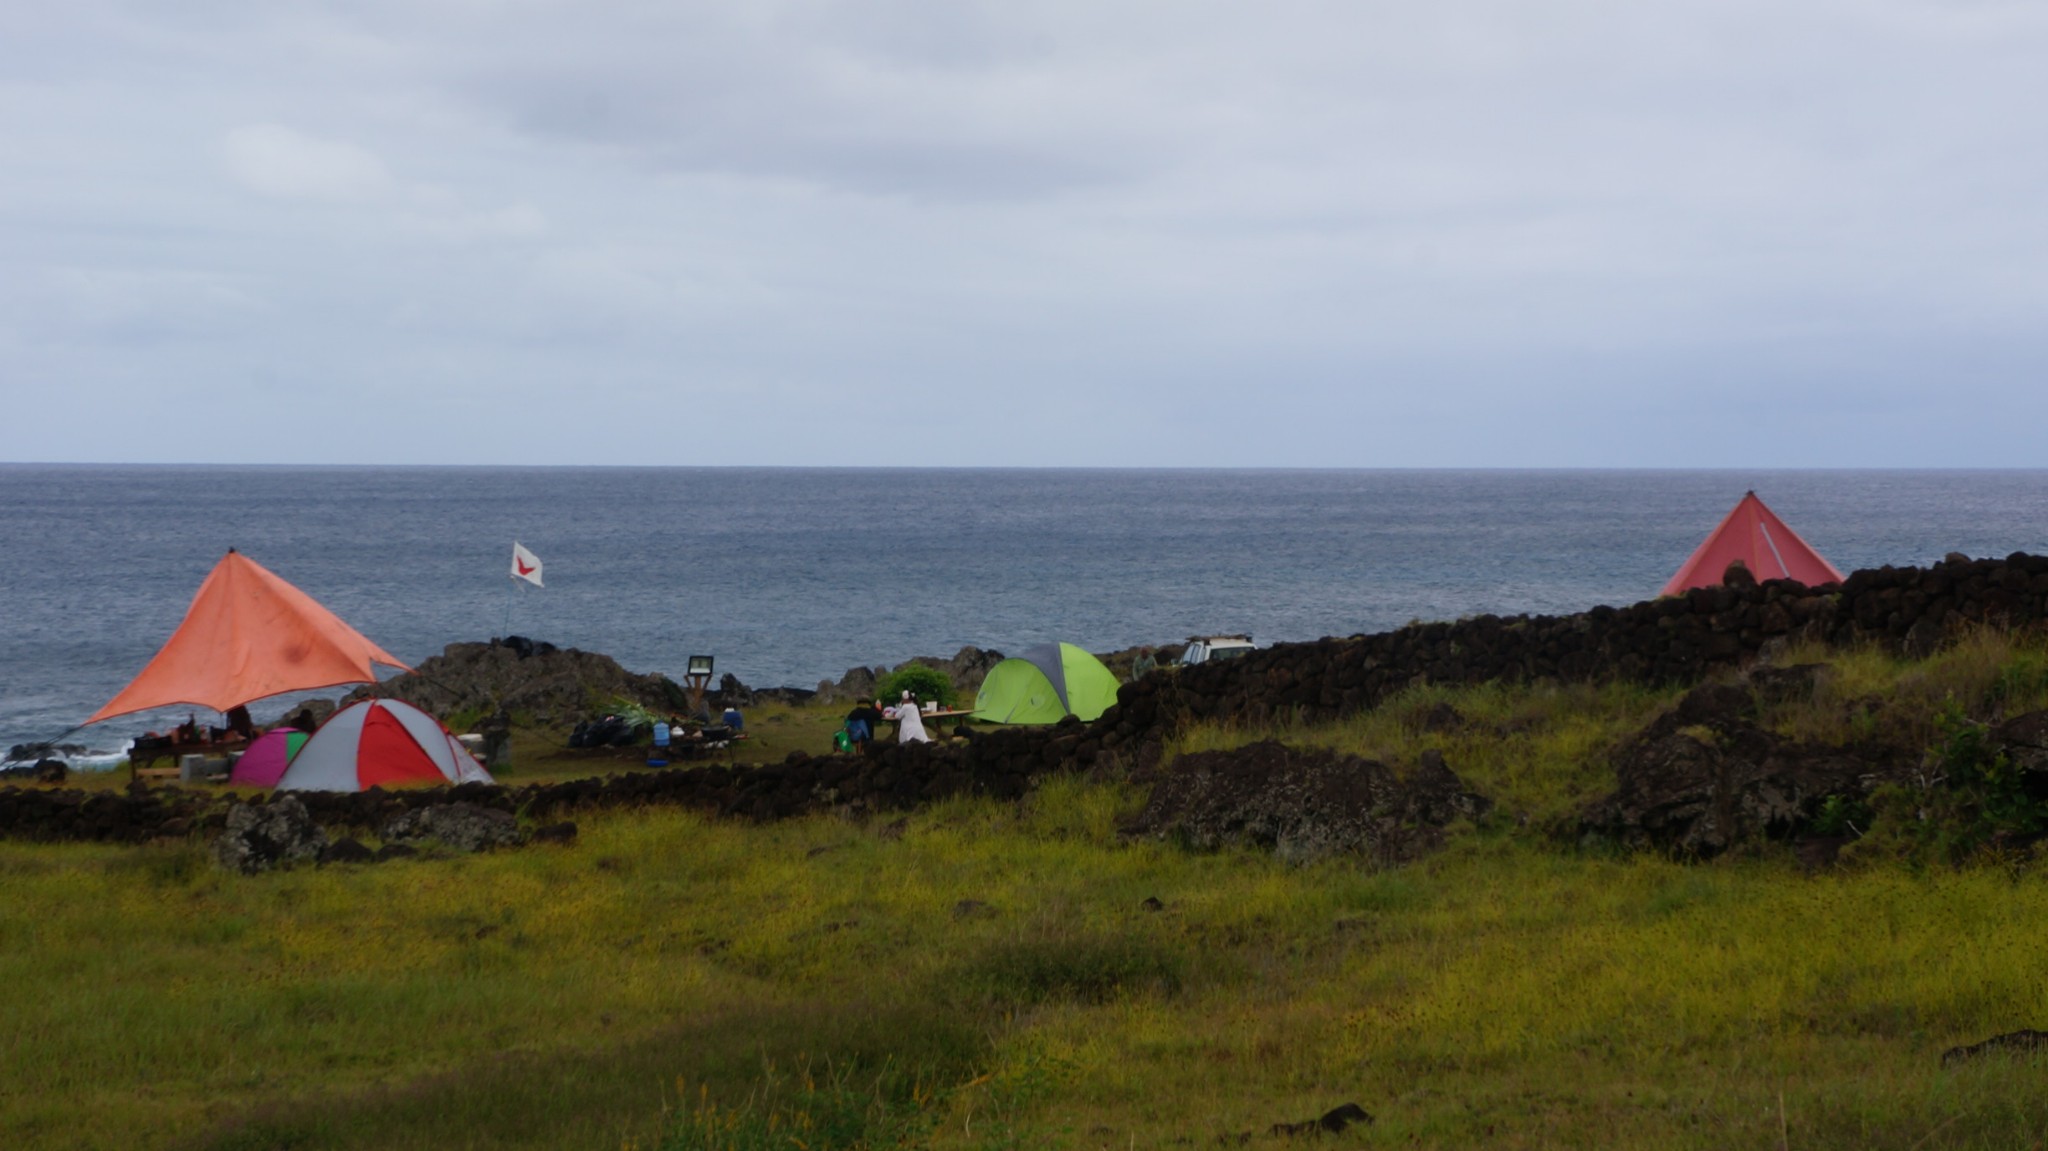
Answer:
[510,542,544,587]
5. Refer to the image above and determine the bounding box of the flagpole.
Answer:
[503,575,516,639]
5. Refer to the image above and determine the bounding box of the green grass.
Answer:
[1758,626,2048,749]
[6,778,2048,1150]
[1165,677,1681,824]
[495,698,856,781]
[12,633,2048,1148]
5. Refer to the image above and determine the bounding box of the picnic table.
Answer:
[128,734,246,771]
[127,734,247,785]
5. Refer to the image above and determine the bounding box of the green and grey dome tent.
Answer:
[971,643,1121,724]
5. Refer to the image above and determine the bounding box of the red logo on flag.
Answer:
[510,542,544,588]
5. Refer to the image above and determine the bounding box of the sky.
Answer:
[3,0,2047,467]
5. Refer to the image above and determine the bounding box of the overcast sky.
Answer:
[4,1,2046,466]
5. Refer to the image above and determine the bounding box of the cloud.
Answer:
[8,0,2048,464]
[217,122,547,242]
[221,123,397,202]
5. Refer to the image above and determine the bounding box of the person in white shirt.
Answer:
[887,690,930,743]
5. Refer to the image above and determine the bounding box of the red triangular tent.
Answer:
[87,550,410,725]
[1662,491,1844,596]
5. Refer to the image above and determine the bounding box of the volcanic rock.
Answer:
[7,741,86,763]
[1989,711,2048,782]
[319,837,376,865]
[1270,1103,1373,1137]
[1578,681,1902,856]
[349,638,686,727]
[531,820,578,844]
[379,801,522,852]
[1942,1029,2048,1067]
[1124,741,1490,865]
[814,665,882,706]
[214,796,329,874]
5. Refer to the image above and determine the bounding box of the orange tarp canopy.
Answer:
[87,550,410,725]
[1662,491,1844,597]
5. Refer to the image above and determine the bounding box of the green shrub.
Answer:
[1811,793,1873,838]
[876,665,955,710]
[1850,699,2047,866]
[1933,700,2045,840]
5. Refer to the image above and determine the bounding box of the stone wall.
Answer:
[1099,553,2048,763]
[0,785,219,844]
[0,723,1087,844]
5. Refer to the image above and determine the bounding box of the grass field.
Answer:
[5,788,2047,1149]
[7,635,2048,1149]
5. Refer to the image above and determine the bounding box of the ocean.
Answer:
[2,466,2044,763]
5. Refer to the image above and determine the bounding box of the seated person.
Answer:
[224,705,255,741]
[721,705,745,734]
[844,700,885,747]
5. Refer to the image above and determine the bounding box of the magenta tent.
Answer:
[228,728,309,788]
[1662,491,1844,596]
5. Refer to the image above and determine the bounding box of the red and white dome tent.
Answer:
[1662,491,1845,597]
[275,698,494,792]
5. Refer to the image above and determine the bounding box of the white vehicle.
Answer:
[1179,635,1255,665]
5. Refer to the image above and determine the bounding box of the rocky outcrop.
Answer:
[348,637,687,725]
[1942,1029,2048,1068]
[0,758,68,783]
[5,741,86,764]
[379,801,522,852]
[1576,679,1906,856]
[213,796,328,874]
[1990,711,2048,784]
[814,665,880,706]
[1122,741,1491,865]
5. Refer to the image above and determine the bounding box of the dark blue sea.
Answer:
[3,466,2044,764]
